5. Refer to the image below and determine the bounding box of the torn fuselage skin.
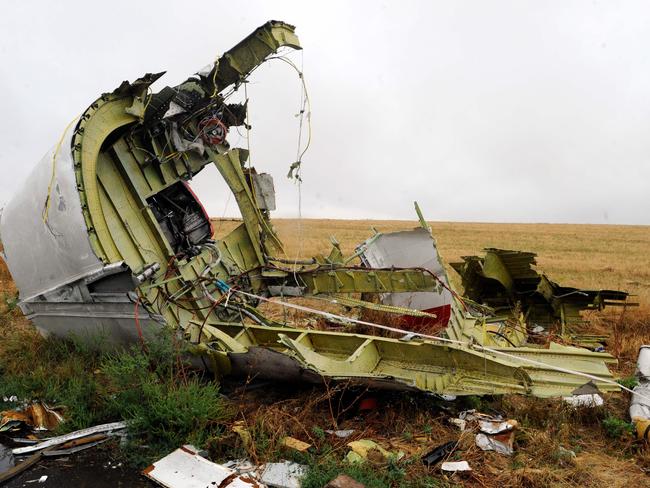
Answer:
[0,21,630,398]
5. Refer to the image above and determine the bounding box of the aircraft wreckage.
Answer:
[0,21,634,398]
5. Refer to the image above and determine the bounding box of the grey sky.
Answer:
[1,1,649,224]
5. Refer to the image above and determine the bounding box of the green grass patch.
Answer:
[0,317,232,466]
[300,456,454,488]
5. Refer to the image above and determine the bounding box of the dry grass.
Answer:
[215,218,650,307]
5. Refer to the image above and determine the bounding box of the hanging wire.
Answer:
[42,116,79,224]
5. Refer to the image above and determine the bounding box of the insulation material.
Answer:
[630,346,650,439]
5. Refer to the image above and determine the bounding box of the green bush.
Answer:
[601,415,635,439]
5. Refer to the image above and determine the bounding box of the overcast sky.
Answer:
[1,1,649,224]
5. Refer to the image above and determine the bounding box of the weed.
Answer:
[312,426,325,440]
[617,376,639,390]
[601,415,635,439]
[0,319,232,466]
[300,456,451,488]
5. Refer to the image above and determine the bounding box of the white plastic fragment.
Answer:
[325,429,355,438]
[441,461,471,472]
[144,445,260,488]
[562,393,604,408]
[25,476,48,484]
[259,461,308,488]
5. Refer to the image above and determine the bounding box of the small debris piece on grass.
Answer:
[441,461,471,472]
[222,458,257,475]
[325,429,354,438]
[421,440,458,467]
[259,461,308,488]
[345,440,403,465]
[25,475,48,483]
[12,421,127,455]
[475,418,518,456]
[448,418,467,431]
[281,436,311,452]
[478,419,518,435]
[325,473,366,488]
[475,433,514,456]
[143,445,261,488]
[232,420,254,452]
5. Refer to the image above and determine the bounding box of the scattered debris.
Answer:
[325,474,366,488]
[325,429,355,438]
[12,421,127,455]
[440,461,472,472]
[345,439,403,465]
[451,248,633,329]
[281,436,311,453]
[475,433,515,456]
[42,435,109,457]
[478,419,518,435]
[474,417,518,456]
[0,402,64,431]
[222,458,257,475]
[258,461,307,488]
[232,420,253,453]
[421,440,458,467]
[448,418,467,431]
[144,445,261,488]
[25,475,48,483]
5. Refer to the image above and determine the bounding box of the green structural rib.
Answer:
[46,21,629,398]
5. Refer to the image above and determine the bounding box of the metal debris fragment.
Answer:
[12,421,127,455]
[0,402,64,432]
[258,461,307,488]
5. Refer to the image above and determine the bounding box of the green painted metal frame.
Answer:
[64,20,622,398]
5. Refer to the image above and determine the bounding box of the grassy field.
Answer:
[215,218,650,300]
[2,219,650,487]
